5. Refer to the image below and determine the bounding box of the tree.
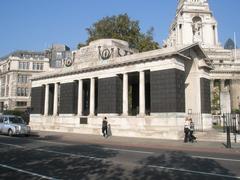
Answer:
[78,14,159,52]
[224,38,235,49]
[77,43,87,49]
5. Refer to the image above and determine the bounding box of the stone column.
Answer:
[220,79,225,91]
[210,80,214,101]
[139,71,145,116]
[89,78,95,116]
[53,83,58,116]
[215,26,219,45]
[210,80,214,90]
[44,84,49,116]
[122,73,128,115]
[78,79,83,116]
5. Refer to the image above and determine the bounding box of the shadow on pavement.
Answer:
[0,140,238,179]
[133,151,236,180]
[0,143,125,180]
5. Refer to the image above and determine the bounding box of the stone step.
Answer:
[195,132,240,142]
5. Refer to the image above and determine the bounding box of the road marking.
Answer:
[149,165,240,179]
[0,163,60,180]
[103,147,154,154]
[192,155,240,162]
[0,142,23,148]
[36,140,72,146]
[37,148,104,161]
[1,139,240,163]
[0,137,154,155]
[1,142,240,178]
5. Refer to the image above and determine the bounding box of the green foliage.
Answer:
[77,43,87,49]
[211,84,220,114]
[3,110,30,124]
[232,109,240,114]
[78,13,159,52]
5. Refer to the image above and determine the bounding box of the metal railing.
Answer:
[190,113,203,132]
[222,113,240,134]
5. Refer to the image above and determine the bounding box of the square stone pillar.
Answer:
[53,83,58,116]
[44,84,49,116]
[89,78,95,116]
[122,73,128,116]
[78,79,83,116]
[139,71,145,116]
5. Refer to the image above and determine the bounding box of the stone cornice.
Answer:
[32,52,179,81]
[31,44,209,81]
[0,70,45,76]
[210,70,240,74]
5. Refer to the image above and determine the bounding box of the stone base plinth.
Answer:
[30,113,212,140]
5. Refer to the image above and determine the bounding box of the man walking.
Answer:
[102,117,108,137]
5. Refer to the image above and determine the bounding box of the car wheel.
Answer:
[8,129,13,136]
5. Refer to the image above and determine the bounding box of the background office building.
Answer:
[0,44,71,112]
[0,51,49,112]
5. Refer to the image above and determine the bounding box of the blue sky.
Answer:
[0,0,239,57]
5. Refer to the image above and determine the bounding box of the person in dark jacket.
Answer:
[102,117,108,137]
[184,117,190,143]
[189,119,197,142]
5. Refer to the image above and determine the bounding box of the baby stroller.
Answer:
[189,121,197,142]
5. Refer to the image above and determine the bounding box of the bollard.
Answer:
[226,126,231,148]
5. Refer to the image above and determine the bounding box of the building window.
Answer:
[1,88,5,97]
[18,75,29,84]
[3,65,7,72]
[56,52,63,59]
[16,87,28,96]
[0,76,5,97]
[16,101,27,107]
[6,86,9,96]
[19,62,29,70]
[33,63,43,70]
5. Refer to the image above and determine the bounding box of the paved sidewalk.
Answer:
[30,130,240,155]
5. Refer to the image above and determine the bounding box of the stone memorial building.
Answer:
[30,39,212,139]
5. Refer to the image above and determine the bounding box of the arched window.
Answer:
[192,16,202,42]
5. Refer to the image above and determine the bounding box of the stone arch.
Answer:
[192,16,202,42]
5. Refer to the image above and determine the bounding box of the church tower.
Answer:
[165,0,220,48]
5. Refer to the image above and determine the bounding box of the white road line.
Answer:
[1,140,240,163]
[36,140,72,146]
[37,148,104,161]
[103,147,154,154]
[0,163,60,180]
[1,142,240,178]
[0,142,23,148]
[149,165,240,179]
[192,155,240,162]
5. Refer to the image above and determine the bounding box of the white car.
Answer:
[0,115,31,136]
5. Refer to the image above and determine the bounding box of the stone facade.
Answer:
[0,51,50,112]
[165,0,240,113]
[30,39,212,139]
